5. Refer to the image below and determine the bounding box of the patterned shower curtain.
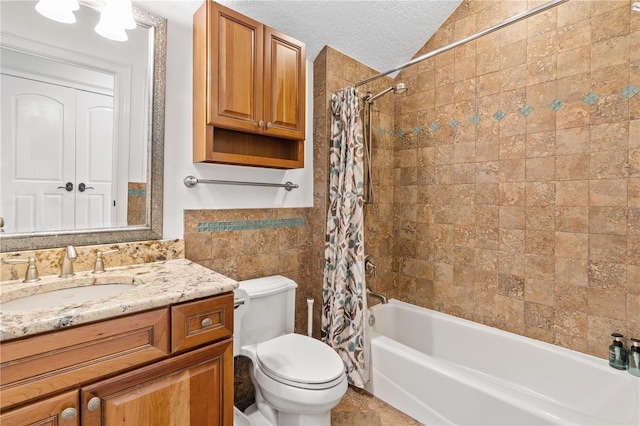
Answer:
[321,86,369,388]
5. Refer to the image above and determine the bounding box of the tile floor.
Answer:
[331,386,423,426]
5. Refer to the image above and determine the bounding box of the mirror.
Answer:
[0,1,166,252]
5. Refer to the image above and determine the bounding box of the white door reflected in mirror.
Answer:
[1,74,116,233]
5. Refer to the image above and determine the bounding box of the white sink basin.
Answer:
[1,284,136,312]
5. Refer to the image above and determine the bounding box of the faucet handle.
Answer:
[364,254,376,277]
[93,249,120,274]
[3,257,40,283]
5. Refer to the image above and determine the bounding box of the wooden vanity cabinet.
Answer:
[81,340,232,426]
[193,0,306,168]
[0,390,80,426]
[0,293,234,426]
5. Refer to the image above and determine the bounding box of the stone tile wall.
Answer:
[127,182,147,226]
[390,0,640,358]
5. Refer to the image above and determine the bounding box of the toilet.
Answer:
[233,275,348,426]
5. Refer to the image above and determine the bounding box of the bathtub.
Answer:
[364,300,640,425]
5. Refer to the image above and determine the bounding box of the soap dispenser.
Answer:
[609,333,627,370]
[628,338,640,377]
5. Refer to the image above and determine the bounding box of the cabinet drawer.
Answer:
[0,389,79,426]
[0,308,169,411]
[171,293,233,353]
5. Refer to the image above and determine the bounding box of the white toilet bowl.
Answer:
[233,277,348,426]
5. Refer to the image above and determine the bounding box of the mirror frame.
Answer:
[0,5,166,252]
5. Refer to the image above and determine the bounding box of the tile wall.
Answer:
[389,0,640,358]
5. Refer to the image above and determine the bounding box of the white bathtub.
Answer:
[364,300,640,425]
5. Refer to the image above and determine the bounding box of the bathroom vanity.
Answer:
[0,259,238,425]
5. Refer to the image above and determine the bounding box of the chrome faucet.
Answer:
[3,256,40,283]
[59,245,77,278]
[367,288,388,304]
[93,249,120,274]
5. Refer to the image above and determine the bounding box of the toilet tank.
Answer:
[236,276,297,348]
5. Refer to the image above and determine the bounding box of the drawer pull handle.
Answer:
[87,397,101,412]
[61,407,77,420]
[201,317,213,327]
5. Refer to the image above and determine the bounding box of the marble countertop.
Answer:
[0,259,238,341]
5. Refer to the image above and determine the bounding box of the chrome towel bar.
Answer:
[183,175,298,191]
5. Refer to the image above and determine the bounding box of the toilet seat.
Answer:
[256,334,345,390]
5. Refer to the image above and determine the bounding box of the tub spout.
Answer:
[367,288,388,304]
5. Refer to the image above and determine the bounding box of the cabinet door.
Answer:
[208,2,264,133]
[0,390,79,426]
[263,27,306,140]
[81,339,233,426]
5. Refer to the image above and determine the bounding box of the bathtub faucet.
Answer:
[367,288,388,304]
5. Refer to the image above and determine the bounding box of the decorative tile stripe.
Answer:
[368,83,633,139]
[549,99,564,111]
[621,84,639,99]
[128,189,146,197]
[583,92,599,105]
[197,217,307,233]
[520,105,533,117]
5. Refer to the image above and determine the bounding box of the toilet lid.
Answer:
[256,334,345,389]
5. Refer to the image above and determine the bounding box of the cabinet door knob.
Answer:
[201,317,213,327]
[266,121,272,129]
[87,396,101,411]
[61,407,78,420]
[258,120,264,128]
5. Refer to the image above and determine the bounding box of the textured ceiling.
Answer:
[137,0,462,78]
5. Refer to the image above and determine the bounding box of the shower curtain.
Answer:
[321,86,369,388]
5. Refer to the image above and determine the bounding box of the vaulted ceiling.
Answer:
[138,0,462,77]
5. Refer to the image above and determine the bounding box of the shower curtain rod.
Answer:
[353,0,569,88]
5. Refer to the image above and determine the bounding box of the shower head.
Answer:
[393,83,408,94]
[365,82,408,103]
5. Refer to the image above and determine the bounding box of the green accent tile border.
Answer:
[197,217,307,233]
[128,189,147,197]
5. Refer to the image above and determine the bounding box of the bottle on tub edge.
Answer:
[609,333,628,370]
[628,338,640,377]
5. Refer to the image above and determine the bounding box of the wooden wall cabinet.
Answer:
[0,293,234,426]
[193,0,306,169]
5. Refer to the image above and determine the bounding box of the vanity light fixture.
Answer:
[35,0,80,24]
[95,0,137,42]
[35,0,137,42]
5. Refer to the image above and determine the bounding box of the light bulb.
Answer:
[95,0,136,42]
[95,18,128,41]
[35,0,80,24]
